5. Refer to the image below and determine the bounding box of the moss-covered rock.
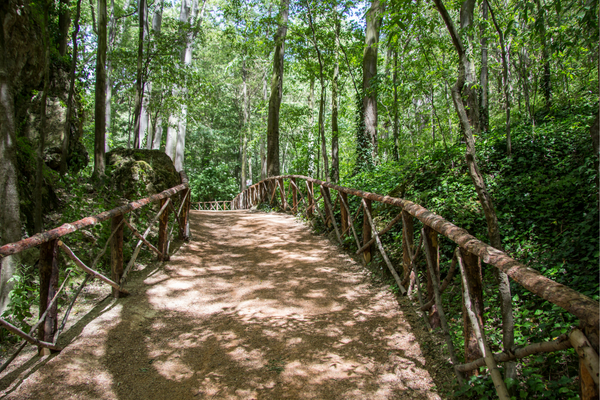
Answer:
[106,149,180,200]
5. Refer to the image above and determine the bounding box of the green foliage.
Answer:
[1,265,38,334]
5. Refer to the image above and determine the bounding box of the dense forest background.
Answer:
[0,0,598,397]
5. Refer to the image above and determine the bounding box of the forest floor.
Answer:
[0,210,453,399]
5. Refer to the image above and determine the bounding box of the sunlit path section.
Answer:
[3,211,441,400]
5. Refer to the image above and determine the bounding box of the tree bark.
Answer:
[487,0,511,155]
[93,0,107,179]
[461,248,484,373]
[392,50,400,161]
[479,0,489,132]
[362,0,383,163]
[35,1,50,234]
[331,12,340,183]
[57,0,71,56]
[60,0,82,175]
[433,0,515,382]
[266,0,289,177]
[132,0,146,149]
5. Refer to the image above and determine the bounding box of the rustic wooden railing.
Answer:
[195,201,234,211]
[231,175,599,399]
[0,172,191,370]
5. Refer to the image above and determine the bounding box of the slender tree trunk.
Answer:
[487,0,511,155]
[132,0,146,149]
[306,1,329,182]
[241,58,248,191]
[58,0,71,56]
[60,0,82,175]
[308,76,316,177]
[362,0,383,163]
[93,0,107,179]
[260,69,267,181]
[146,0,164,150]
[433,0,515,384]
[266,0,290,177]
[536,0,551,111]
[331,59,339,182]
[173,0,204,171]
[480,0,489,132]
[392,50,399,161]
[35,2,50,234]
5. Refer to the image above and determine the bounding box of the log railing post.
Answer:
[340,192,349,237]
[401,211,414,285]
[183,189,191,239]
[307,181,314,217]
[578,324,599,399]
[362,199,372,263]
[38,239,59,355]
[423,226,441,329]
[291,178,298,213]
[278,178,287,210]
[158,198,170,261]
[111,215,125,298]
[460,248,484,373]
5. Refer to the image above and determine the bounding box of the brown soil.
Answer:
[0,211,451,399]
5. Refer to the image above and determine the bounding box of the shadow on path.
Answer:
[1,211,442,399]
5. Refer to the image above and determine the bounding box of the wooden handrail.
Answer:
[235,175,599,329]
[0,181,189,257]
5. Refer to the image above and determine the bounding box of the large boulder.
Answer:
[106,149,181,200]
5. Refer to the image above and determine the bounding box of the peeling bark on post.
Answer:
[362,199,373,263]
[157,199,169,261]
[424,226,441,329]
[402,211,415,291]
[461,248,484,373]
[111,215,124,298]
[38,239,59,355]
[340,192,349,238]
[307,181,314,218]
[291,178,298,213]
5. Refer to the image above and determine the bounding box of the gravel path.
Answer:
[1,211,442,399]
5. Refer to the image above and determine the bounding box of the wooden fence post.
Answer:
[460,248,484,373]
[38,239,59,355]
[291,178,298,213]
[579,324,599,399]
[307,181,314,217]
[340,192,349,237]
[278,178,287,210]
[362,199,372,263]
[158,198,170,261]
[183,189,191,239]
[322,186,332,227]
[424,226,441,329]
[401,211,415,288]
[111,215,125,298]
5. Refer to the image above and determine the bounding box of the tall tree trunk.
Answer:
[536,0,551,111]
[132,0,146,149]
[487,0,511,155]
[173,0,204,171]
[362,0,383,163]
[260,69,267,181]
[480,0,489,132]
[60,0,82,175]
[308,76,316,177]
[93,0,107,179]
[392,50,399,161]
[266,0,290,177]
[241,58,248,191]
[306,1,329,182]
[35,1,50,234]
[146,0,165,150]
[460,0,481,134]
[433,0,515,383]
[0,1,26,315]
[331,8,340,182]
[106,0,132,151]
[58,0,71,56]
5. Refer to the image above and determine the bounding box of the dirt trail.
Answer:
[1,211,443,399]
